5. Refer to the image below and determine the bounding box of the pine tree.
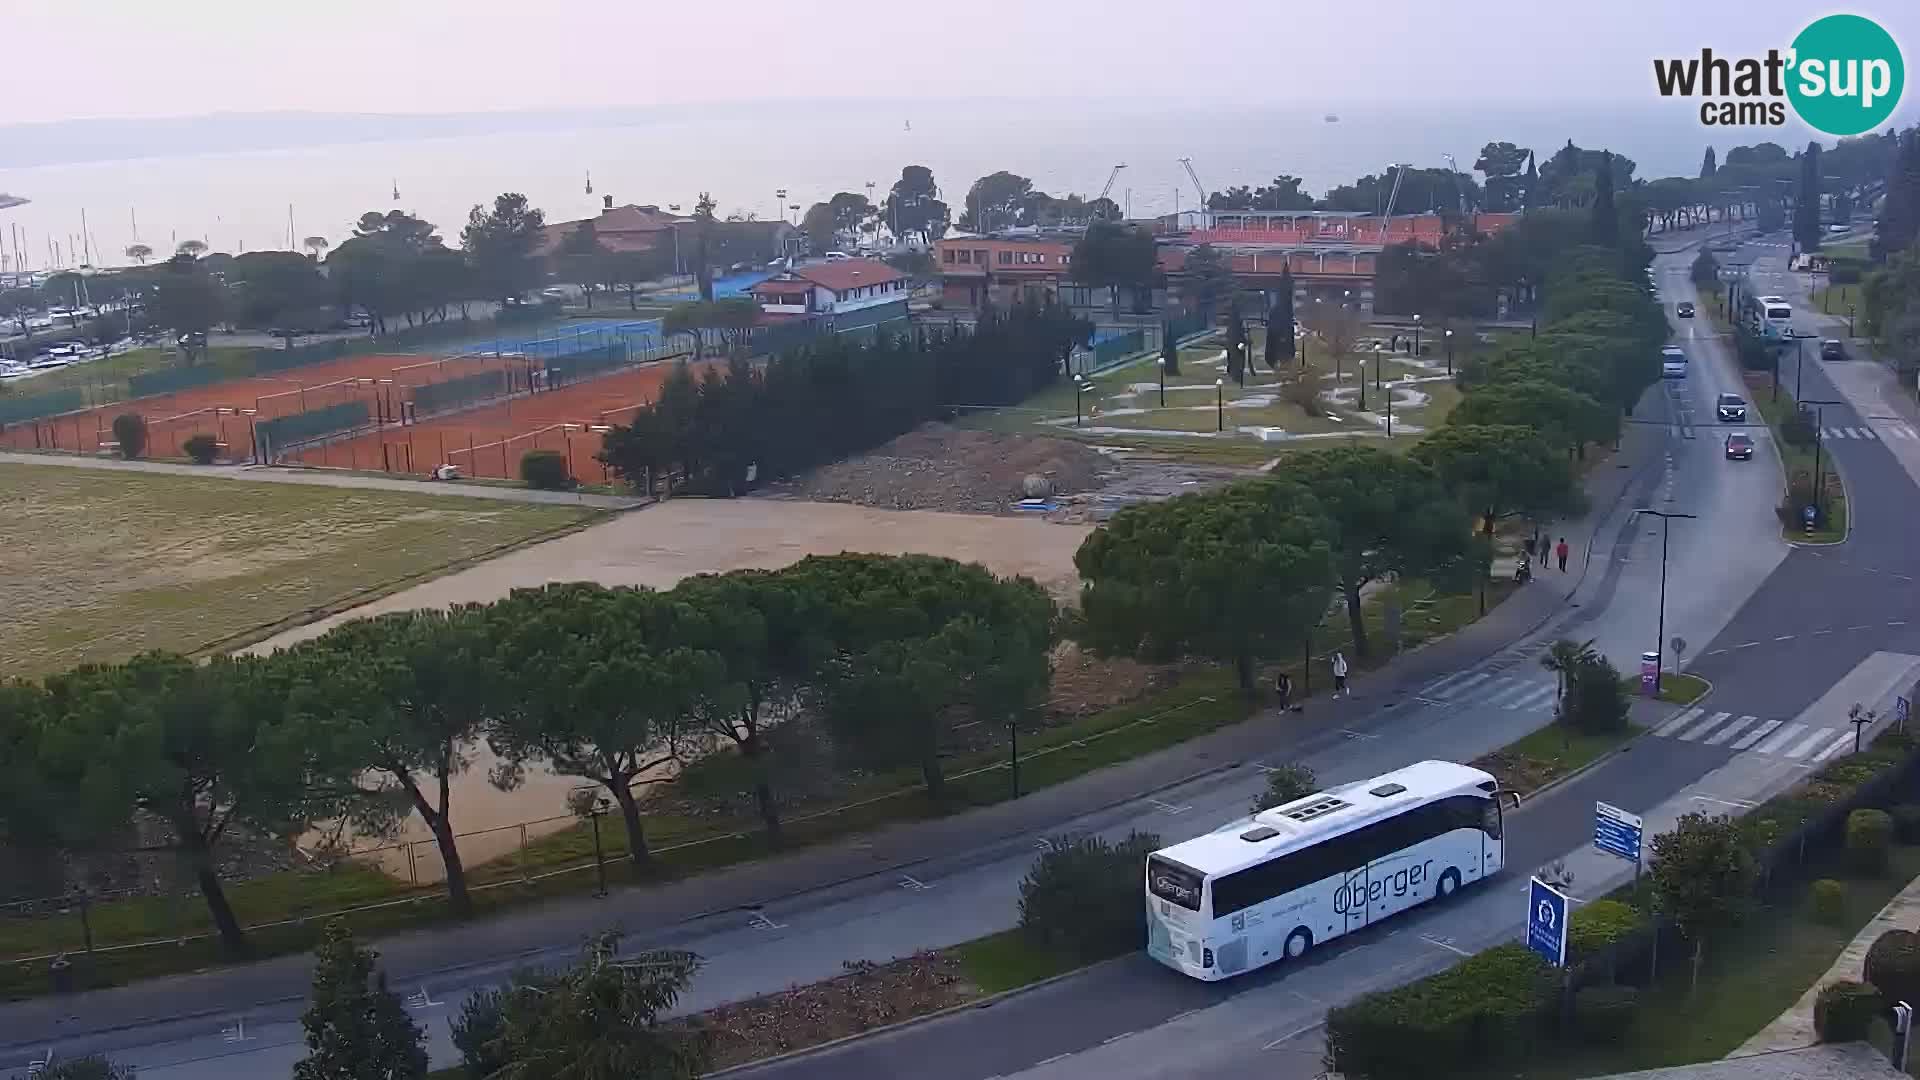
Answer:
[1226,304,1247,386]
[294,922,427,1080]
[1590,151,1618,245]
[1700,146,1717,179]
[1877,131,1920,260]
[1161,321,1180,375]
[1522,151,1541,209]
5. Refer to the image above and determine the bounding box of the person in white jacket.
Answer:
[1331,651,1350,697]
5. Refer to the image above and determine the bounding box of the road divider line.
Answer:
[1263,1020,1327,1051]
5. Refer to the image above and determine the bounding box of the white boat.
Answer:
[27,354,70,370]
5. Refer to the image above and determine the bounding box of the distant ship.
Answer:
[0,193,27,210]
[1324,114,1340,123]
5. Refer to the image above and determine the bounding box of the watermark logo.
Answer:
[1653,14,1904,135]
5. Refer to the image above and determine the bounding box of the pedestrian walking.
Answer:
[1555,537,1570,572]
[1275,670,1292,711]
[1331,651,1350,698]
[1522,535,1536,563]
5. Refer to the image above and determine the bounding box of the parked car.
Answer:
[1724,432,1755,460]
[1716,393,1748,422]
[540,286,570,301]
[1821,339,1847,361]
[1676,301,1695,318]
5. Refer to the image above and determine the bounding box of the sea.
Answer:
[0,97,1863,269]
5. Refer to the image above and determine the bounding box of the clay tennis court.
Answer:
[0,350,523,460]
[291,355,706,479]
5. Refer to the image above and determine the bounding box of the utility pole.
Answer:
[1633,508,1697,692]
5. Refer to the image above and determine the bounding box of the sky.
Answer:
[5,0,1918,125]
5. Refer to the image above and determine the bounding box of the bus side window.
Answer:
[1480,798,1502,840]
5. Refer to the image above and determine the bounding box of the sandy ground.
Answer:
[250,498,1092,879]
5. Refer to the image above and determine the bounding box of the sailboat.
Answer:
[585,170,593,196]
[392,178,401,201]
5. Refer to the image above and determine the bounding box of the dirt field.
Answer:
[293,356,711,479]
[0,461,601,678]
[0,350,518,461]
[244,497,1094,875]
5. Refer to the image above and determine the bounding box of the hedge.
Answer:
[1890,803,1920,844]
[1568,899,1645,962]
[1572,984,1639,1043]
[1866,929,1920,1009]
[1811,879,1846,924]
[1738,732,1913,855]
[1847,809,1894,876]
[1814,980,1882,1042]
[519,449,571,491]
[1324,943,1558,1077]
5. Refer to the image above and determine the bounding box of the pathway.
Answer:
[1732,871,1920,1057]
[0,450,644,508]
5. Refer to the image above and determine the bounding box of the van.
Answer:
[823,251,851,262]
[1661,346,1687,379]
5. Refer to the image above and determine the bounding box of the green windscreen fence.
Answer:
[0,388,84,426]
[256,400,370,460]
[129,365,226,398]
[544,345,626,389]
[255,339,357,375]
[1092,328,1145,369]
[1164,312,1210,343]
[412,369,507,415]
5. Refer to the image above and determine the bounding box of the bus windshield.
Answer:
[1147,855,1204,911]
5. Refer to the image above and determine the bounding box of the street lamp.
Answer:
[1444,328,1455,376]
[1802,398,1843,527]
[1074,379,1094,427]
[1384,373,1394,438]
[1412,313,1422,356]
[774,188,787,225]
[575,791,612,898]
[1633,508,1697,692]
[1215,377,1225,432]
[1848,304,1856,336]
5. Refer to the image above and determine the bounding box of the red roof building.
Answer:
[750,259,909,317]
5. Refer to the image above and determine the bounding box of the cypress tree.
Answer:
[1700,146,1717,179]
[294,922,427,1080]
[1590,151,1618,246]
[1794,143,1824,252]
[1276,266,1297,365]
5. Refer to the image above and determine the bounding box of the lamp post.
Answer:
[1075,379,1094,426]
[1633,508,1697,692]
[1412,313,1422,356]
[1157,356,1165,408]
[1384,372,1394,438]
[1444,328,1455,376]
[1803,398,1842,526]
[1848,304,1856,336]
[1215,377,1224,432]
[1358,353,1368,412]
[1794,333,1806,400]
[582,793,612,898]
[774,188,787,226]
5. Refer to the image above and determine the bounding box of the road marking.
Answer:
[1824,427,1847,439]
[749,912,785,930]
[1707,648,1728,657]
[1849,625,1873,631]
[1855,427,1876,440]
[1655,707,1705,736]
[898,875,933,891]
[1423,670,1488,697]
[1263,1020,1327,1051]
[1692,794,1758,809]
[1678,711,1732,741]
[220,1020,255,1043]
[1785,727,1835,759]
[1811,732,1856,763]
[1421,934,1472,956]
[1035,1053,1073,1067]
[406,985,443,1010]
[1482,680,1547,708]
[1168,1009,1200,1023]
[1893,620,1910,627]
[1101,1032,1136,1045]
[1774,635,1794,642]
[1731,719,1782,750]
[1340,729,1380,741]
[1504,684,1558,711]
[1705,716,1757,746]
[1149,798,1193,815]
[1755,722,1807,755]
[1814,629,1834,635]
[1736,641,1759,649]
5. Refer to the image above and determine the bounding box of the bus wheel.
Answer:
[1436,867,1462,900]
[1284,927,1314,960]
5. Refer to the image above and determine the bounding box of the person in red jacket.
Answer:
[1555,537,1570,572]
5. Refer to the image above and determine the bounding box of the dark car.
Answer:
[1676,301,1695,318]
[1725,432,1755,460]
[1716,393,1748,422]
[1821,339,1847,361]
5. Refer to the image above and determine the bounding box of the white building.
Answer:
[749,259,909,317]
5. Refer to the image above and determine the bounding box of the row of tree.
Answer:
[0,554,1056,955]
[597,300,1089,494]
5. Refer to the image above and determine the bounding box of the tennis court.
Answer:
[0,350,523,461]
[291,355,707,480]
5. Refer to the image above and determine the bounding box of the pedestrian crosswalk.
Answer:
[1822,424,1919,441]
[1419,671,1560,714]
[1652,707,1857,764]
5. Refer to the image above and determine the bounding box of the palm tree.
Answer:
[1540,638,1598,715]
[176,239,207,259]
[303,236,329,260]
[125,243,153,265]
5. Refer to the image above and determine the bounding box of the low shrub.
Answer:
[1865,929,1920,1009]
[1814,980,1882,1043]
[1567,899,1646,962]
[1572,984,1640,1043]
[33,1057,135,1080]
[1846,809,1893,876]
[519,448,572,490]
[1281,375,1324,417]
[1565,655,1629,735]
[451,985,509,1078]
[1324,943,1557,1077]
[1889,804,1920,844]
[1019,831,1162,965]
[182,433,220,465]
[110,412,147,460]
[1811,879,1847,924]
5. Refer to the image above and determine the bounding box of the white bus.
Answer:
[1751,296,1794,341]
[1145,760,1518,980]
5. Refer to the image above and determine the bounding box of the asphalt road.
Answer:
[2,229,1895,1080]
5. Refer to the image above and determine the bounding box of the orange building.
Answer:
[933,235,1077,308]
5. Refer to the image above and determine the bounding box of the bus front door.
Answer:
[1339,867,1370,935]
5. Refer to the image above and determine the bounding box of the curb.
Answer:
[702,954,1135,1078]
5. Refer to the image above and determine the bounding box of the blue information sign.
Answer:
[1527,877,1569,968]
[1594,801,1644,864]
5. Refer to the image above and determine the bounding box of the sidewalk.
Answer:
[0,393,1663,1049]
[0,450,644,509]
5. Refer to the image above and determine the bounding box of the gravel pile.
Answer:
[777,423,1111,514]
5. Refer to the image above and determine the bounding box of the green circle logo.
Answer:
[1787,15,1904,136]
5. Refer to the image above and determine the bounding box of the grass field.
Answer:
[0,346,258,403]
[1808,282,1862,319]
[0,462,603,678]
[1751,376,1849,543]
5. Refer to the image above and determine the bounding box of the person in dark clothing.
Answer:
[1556,537,1570,572]
[1275,670,1292,711]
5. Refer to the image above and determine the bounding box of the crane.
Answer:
[1095,163,1128,219]
[1380,162,1411,220]
[1178,157,1207,208]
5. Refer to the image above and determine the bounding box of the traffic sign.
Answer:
[1527,877,1569,968]
[1898,695,1910,729]
[1594,801,1644,864]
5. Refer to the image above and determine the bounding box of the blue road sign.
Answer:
[1527,877,1569,968]
[1898,695,1910,728]
[1594,801,1644,864]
